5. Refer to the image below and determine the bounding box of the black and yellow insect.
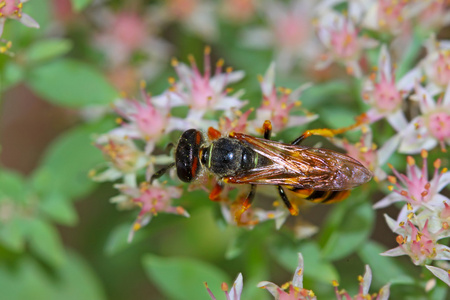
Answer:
[151,119,372,224]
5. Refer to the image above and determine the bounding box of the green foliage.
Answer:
[71,0,93,12]
[27,59,118,107]
[0,252,105,300]
[143,255,230,300]
[319,194,375,261]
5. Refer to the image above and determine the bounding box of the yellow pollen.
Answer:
[388,185,394,191]
[358,275,363,283]
[216,58,225,67]
[421,149,428,158]
[257,74,264,82]
[297,268,303,276]
[332,280,339,287]
[284,88,292,94]
[139,80,146,89]
[407,156,415,166]
[281,103,287,109]
[115,117,123,124]
[273,201,280,207]
[188,54,195,62]
[360,146,369,153]
[226,66,233,73]
[225,87,233,93]
[221,282,228,292]
[407,212,414,220]
[168,77,176,84]
[133,223,141,231]
[0,2,5,9]
[281,282,291,290]
[388,175,397,184]
[399,221,405,226]
[407,203,413,211]
[88,169,96,177]
[171,57,178,67]
[176,206,185,215]
[387,163,394,169]
[443,222,449,230]
[295,101,302,106]
[267,212,275,219]
[204,45,211,55]
[434,159,441,169]
[442,168,448,173]
[396,235,404,244]
[416,232,422,242]
[414,122,420,129]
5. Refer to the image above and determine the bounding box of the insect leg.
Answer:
[150,162,175,183]
[291,113,367,145]
[262,120,272,140]
[277,186,299,215]
[165,142,174,153]
[209,181,224,201]
[208,127,222,140]
[234,184,257,224]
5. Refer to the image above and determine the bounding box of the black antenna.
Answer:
[150,162,175,183]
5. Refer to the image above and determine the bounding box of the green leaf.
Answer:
[0,62,24,92]
[103,223,133,256]
[32,119,113,199]
[143,254,230,300]
[70,0,92,12]
[26,59,118,107]
[0,252,106,300]
[357,241,416,286]
[0,216,27,252]
[0,169,27,201]
[271,240,339,284]
[39,192,78,226]
[25,39,73,64]
[396,31,424,79]
[319,200,375,261]
[26,219,65,267]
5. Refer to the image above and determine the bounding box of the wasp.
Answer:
[151,119,372,224]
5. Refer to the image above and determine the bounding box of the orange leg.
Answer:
[209,182,224,201]
[234,184,257,225]
[208,127,222,140]
[291,113,367,145]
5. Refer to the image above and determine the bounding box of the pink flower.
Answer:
[426,265,450,287]
[241,0,322,72]
[0,0,39,38]
[381,218,450,266]
[419,35,450,96]
[362,45,421,131]
[110,85,184,155]
[205,273,243,300]
[258,253,317,300]
[361,0,412,35]
[334,127,400,181]
[219,108,254,134]
[251,63,317,134]
[91,135,148,182]
[162,47,246,129]
[374,149,450,214]
[333,265,390,300]
[398,83,450,153]
[316,10,377,77]
[112,182,188,242]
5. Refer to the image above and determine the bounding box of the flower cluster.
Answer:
[374,149,450,286]
[93,50,318,240]
[205,253,390,300]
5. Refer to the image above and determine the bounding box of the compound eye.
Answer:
[175,129,204,182]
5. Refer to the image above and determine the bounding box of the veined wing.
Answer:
[224,133,372,190]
